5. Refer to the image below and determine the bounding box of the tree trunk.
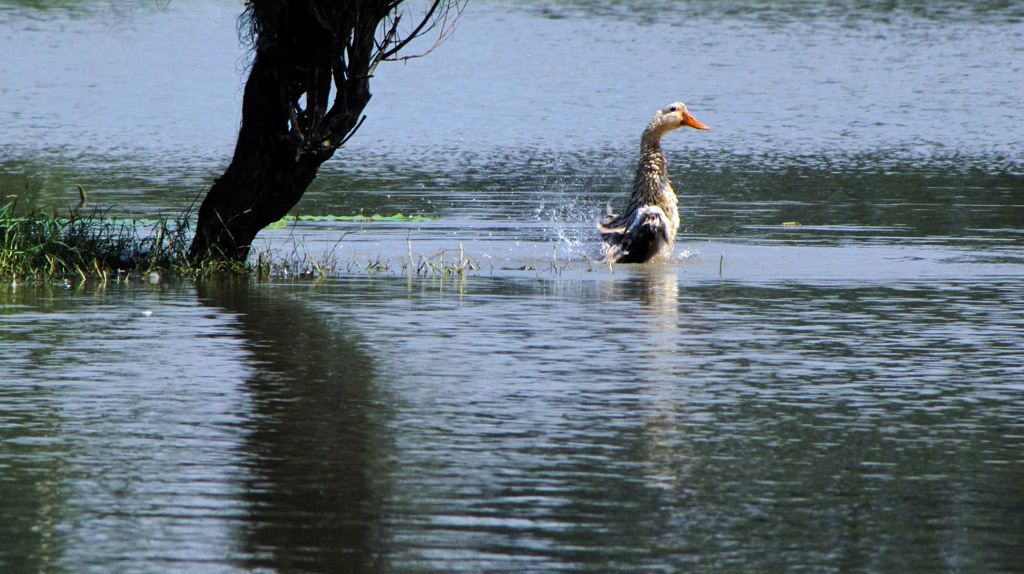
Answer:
[188,50,366,261]
[187,0,457,262]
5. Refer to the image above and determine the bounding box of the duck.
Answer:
[599,102,708,263]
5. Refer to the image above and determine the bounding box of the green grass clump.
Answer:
[1,200,480,284]
[1,200,193,283]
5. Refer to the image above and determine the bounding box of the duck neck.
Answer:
[634,130,673,205]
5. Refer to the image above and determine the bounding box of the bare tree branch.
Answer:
[384,1,463,63]
[371,0,464,74]
[378,1,439,61]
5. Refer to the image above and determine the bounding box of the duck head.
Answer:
[646,102,709,137]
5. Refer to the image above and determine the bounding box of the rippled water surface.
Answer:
[2,0,1024,572]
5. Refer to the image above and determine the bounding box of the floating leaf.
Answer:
[277,213,436,224]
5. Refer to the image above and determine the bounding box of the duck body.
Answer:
[600,102,707,263]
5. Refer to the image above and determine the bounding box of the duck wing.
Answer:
[602,205,673,263]
[597,201,627,234]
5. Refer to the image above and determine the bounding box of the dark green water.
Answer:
[2,0,1023,572]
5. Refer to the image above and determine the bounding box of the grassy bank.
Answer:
[0,201,202,283]
[1,202,482,284]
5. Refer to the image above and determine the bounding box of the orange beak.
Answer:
[681,112,709,130]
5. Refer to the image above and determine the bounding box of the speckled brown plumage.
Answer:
[600,102,708,263]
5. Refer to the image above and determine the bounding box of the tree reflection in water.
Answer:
[199,280,392,573]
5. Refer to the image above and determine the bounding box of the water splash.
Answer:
[534,185,606,261]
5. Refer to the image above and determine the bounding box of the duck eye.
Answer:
[668,106,678,112]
